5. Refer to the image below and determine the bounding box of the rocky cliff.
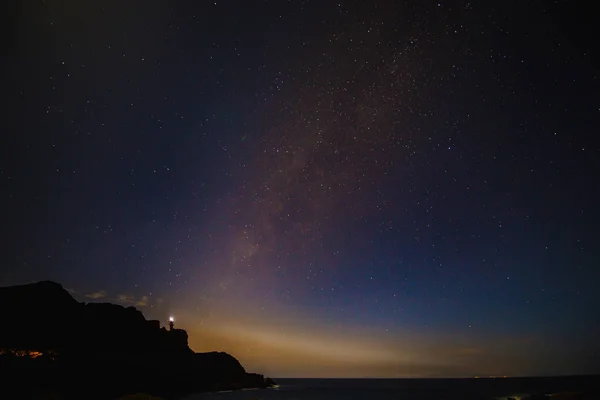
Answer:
[0,281,273,399]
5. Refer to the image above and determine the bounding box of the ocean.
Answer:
[183,376,598,400]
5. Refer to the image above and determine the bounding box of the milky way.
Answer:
[2,0,599,377]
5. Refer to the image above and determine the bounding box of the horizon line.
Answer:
[268,374,599,380]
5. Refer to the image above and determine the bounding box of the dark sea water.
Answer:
[183,376,599,400]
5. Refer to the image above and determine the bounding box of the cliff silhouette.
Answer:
[0,281,275,400]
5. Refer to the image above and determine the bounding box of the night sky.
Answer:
[3,0,599,378]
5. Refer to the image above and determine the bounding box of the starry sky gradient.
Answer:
[2,0,600,378]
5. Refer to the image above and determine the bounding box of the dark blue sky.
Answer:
[2,0,599,377]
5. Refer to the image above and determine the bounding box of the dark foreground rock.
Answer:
[0,281,275,399]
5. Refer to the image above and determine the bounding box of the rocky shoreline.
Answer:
[0,281,276,400]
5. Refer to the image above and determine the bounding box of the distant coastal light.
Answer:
[169,316,174,322]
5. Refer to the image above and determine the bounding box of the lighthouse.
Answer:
[168,316,174,331]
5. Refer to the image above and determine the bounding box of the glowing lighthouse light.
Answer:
[169,316,174,322]
[168,316,175,330]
